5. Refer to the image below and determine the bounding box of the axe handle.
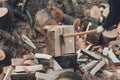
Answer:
[64,29,97,38]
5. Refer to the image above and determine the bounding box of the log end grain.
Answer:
[0,7,8,18]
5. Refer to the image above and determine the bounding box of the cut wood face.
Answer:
[0,49,5,61]
[90,6,101,19]
[0,7,8,17]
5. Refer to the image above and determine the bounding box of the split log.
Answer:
[14,65,43,73]
[3,66,13,80]
[53,59,63,71]
[90,59,106,75]
[35,72,57,80]
[102,47,109,56]
[0,7,14,32]
[44,25,75,57]
[11,73,36,80]
[90,6,102,20]
[102,7,109,18]
[81,49,102,60]
[11,58,24,66]
[80,60,98,72]
[108,49,120,63]
[102,70,113,78]
[34,8,53,34]
[102,29,118,45]
[0,29,35,51]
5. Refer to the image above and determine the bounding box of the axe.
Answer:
[59,26,104,46]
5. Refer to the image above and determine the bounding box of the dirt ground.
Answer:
[1,0,120,80]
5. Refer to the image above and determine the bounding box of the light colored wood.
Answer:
[102,70,113,78]
[0,73,5,80]
[44,25,75,56]
[53,60,62,71]
[15,65,43,73]
[102,47,109,56]
[35,72,57,80]
[90,6,101,19]
[90,59,106,75]
[35,53,52,60]
[117,23,120,33]
[3,66,13,80]
[11,58,24,66]
[81,60,98,72]
[81,49,102,60]
[0,7,8,17]
[102,29,118,45]
[108,49,120,63]
[102,7,109,18]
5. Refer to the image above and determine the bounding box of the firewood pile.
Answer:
[1,0,120,80]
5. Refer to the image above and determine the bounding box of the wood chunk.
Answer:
[35,72,57,80]
[53,60,63,71]
[102,70,113,78]
[102,47,109,56]
[90,6,101,19]
[77,59,88,62]
[23,55,35,60]
[11,73,36,80]
[102,7,109,18]
[81,60,98,72]
[3,66,13,80]
[108,49,120,63]
[11,58,24,66]
[102,29,118,45]
[35,53,52,60]
[81,49,102,60]
[15,65,43,73]
[44,25,75,57]
[90,59,106,75]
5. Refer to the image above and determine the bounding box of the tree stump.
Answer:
[44,25,75,57]
[102,29,118,45]
[0,7,14,31]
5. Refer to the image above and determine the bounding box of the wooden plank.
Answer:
[108,49,120,63]
[90,59,106,75]
[15,65,43,73]
[81,49,102,60]
[80,60,98,72]
[35,72,57,80]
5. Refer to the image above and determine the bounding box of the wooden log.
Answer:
[81,49,102,60]
[53,59,63,70]
[14,65,43,73]
[102,29,118,45]
[34,8,53,34]
[80,60,98,72]
[102,70,113,78]
[3,66,13,80]
[35,72,57,80]
[102,47,109,56]
[11,73,36,80]
[44,25,75,57]
[108,49,120,63]
[90,59,106,75]
[11,58,24,66]
[0,7,14,32]
[90,6,102,20]
[102,7,109,18]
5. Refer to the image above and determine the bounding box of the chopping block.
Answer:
[44,25,76,57]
